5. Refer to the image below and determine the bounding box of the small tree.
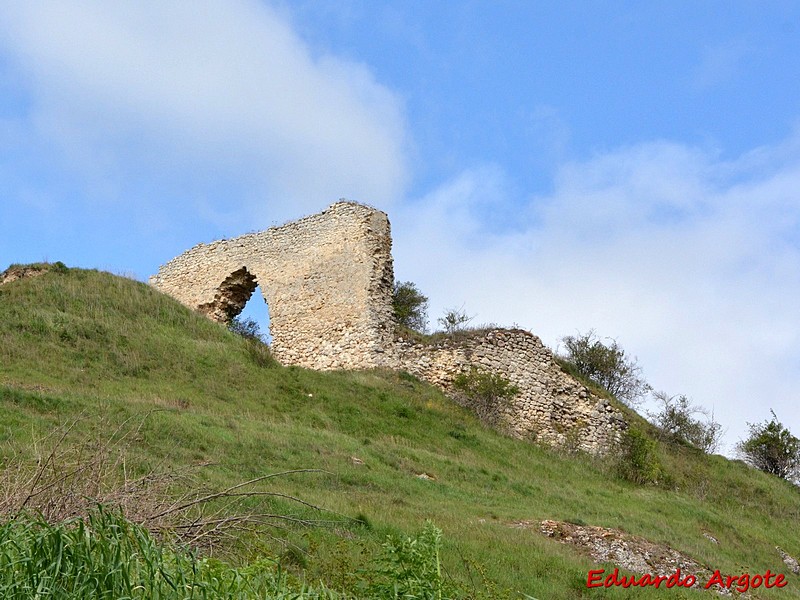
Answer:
[560,330,650,407]
[437,306,474,334]
[736,411,800,481]
[649,391,723,454]
[393,281,429,333]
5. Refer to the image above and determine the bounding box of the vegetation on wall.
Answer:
[437,306,474,335]
[452,366,518,425]
[392,281,429,333]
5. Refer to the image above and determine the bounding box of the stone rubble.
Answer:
[777,547,800,575]
[537,520,736,595]
[539,519,707,579]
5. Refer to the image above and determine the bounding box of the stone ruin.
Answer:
[150,202,395,370]
[150,201,626,454]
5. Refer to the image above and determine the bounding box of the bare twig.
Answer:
[1,416,338,553]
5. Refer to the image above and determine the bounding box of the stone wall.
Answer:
[150,201,395,370]
[389,329,626,454]
[151,201,626,454]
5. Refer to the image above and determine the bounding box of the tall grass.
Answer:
[0,508,466,600]
[0,507,340,599]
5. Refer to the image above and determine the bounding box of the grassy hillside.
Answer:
[1,265,798,598]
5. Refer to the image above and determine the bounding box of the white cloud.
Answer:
[2,1,798,457]
[393,136,800,454]
[0,0,407,226]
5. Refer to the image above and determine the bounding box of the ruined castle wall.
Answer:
[151,202,626,455]
[150,202,395,370]
[390,329,626,454]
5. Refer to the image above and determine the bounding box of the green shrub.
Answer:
[649,391,722,453]
[393,281,429,333]
[737,410,800,481]
[452,367,518,424]
[559,330,649,407]
[617,427,663,485]
[51,261,69,274]
[228,315,264,341]
[228,316,276,367]
[367,521,454,600]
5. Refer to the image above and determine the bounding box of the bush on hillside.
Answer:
[736,410,800,482]
[367,521,456,600]
[559,330,650,407]
[228,316,264,341]
[649,391,723,454]
[228,316,276,367]
[617,427,663,485]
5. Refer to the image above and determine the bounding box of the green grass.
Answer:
[0,507,342,599]
[1,265,799,598]
[0,508,460,599]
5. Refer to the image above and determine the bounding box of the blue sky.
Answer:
[1,1,799,454]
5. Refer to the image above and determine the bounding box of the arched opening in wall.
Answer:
[199,267,271,343]
[237,284,272,344]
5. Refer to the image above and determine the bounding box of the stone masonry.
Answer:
[390,329,625,453]
[151,201,626,454]
[150,202,395,370]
